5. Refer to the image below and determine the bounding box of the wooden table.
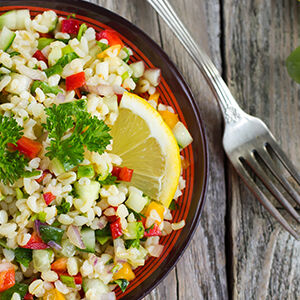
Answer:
[88,0,300,299]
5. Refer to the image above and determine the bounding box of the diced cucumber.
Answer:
[0,10,30,30]
[124,222,144,240]
[172,121,193,148]
[81,227,95,253]
[89,44,102,58]
[125,186,148,213]
[0,27,16,51]
[48,46,63,67]
[49,158,65,176]
[82,278,110,294]
[38,37,54,50]
[74,180,100,213]
[103,95,118,113]
[15,10,30,30]
[129,61,145,78]
[60,239,76,257]
[32,249,53,272]
[5,73,32,95]
[95,163,109,180]
[77,165,95,179]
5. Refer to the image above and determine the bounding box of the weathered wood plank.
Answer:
[156,0,228,299]
[88,0,228,299]
[224,0,300,299]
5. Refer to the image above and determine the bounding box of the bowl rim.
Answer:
[0,0,210,298]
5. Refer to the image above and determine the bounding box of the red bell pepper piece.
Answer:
[39,32,54,39]
[24,293,34,300]
[112,166,121,178]
[22,232,49,250]
[74,88,82,99]
[112,166,133,182]
[33,50,48,65]
[61,19,80,35]
[16,136,42,159]
[119,167,133,182]
[43,192,56,205]
[66,72,86,91]
[73,273,82,285]
[105,206,118,223]
[36,170,49,184]
[116,94,122,104]
[110,218,123,239]
[96,29,124,47]
[144,223,162,237]
[0,263,15,292]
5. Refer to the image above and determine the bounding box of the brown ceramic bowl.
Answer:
[0,1,209,299]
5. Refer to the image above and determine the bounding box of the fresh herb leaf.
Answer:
[43,101,111,170]
[114,279,130,293]
[127,208,145,221]
[132,77,139,84]
[14,248,32,267]
[286,46,300,83]
[9,51,20,57]
[145,224,154,233]
[31,81,62,95]
[97,174,117,185]
[95,224,112,245]
[77,23,87,41]
[67,13,76,20]
[60,275,76,288]
[40,225,64,244]
[96,41,109,52]
[0,283,28,300]
[0,115,29,184]
[56,199,71,215]
[169,199,179,211]
[124,239,140,249]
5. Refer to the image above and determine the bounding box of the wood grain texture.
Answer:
[224,0,300,299]
[88,0,228,299]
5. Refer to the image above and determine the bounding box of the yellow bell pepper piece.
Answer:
[113,262,135,281]
[43,289,65,300]
[145,201,165,224]
[97,44,122,59]
[159,110,179,129]
[149,92,160,104]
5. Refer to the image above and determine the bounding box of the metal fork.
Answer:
[147,0,300,239]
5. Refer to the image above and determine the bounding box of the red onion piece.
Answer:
[85,84,114,97]
[48,241,62,251]
[67,225,86,249]
[56,93,66,103]
[34,220,46,236]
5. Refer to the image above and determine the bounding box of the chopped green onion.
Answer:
[31,81,62,96]
[121,71,129,81]
[16,188,23,200]
[60,275,76,288]
[122,47,130,63]
[114,279,130,293]
[38,38,54,50]
[96,41,109,52]
[77,23,87,41]
[9,51,20,57]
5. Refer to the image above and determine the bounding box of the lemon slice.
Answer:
[110,92,181,207]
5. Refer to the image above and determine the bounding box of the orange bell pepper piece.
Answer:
[51,258,68,273]
[159,110,179,129]
[113,262,135,281]
[145,201,165,225]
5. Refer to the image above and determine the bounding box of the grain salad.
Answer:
[0,9,193,300]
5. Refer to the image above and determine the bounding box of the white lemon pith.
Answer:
[110,92,181,207]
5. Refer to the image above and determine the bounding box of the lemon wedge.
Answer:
[110,92,181,207]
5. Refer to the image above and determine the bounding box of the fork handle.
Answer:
[147,0,244,124]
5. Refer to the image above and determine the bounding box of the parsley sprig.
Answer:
[0,115,28,184]
[43,100,112,171]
